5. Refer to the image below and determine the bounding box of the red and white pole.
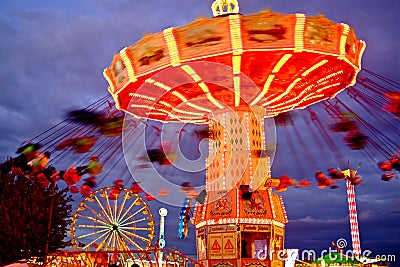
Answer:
[345,177,362,256]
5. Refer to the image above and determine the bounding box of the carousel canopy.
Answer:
[104,8,365,123]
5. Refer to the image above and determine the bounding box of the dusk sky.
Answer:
[0,0,399,264]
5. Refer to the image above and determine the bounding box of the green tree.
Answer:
[0,166,73,266]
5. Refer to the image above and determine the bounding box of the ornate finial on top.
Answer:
[211,0,239,17]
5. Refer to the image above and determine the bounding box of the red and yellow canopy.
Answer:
[104,9,365,123]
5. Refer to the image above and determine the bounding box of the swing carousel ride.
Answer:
[2,0,400,266]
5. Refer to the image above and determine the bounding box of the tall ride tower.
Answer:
[193,107,288,267]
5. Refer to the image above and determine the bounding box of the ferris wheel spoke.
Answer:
[119,230,144,250]
[116,192,130,222]
[76,228,109,239]
[116,234,135,262]
[112,231,120,251]
[107,230,121,251]
[114,233,123,250]
[103,191,116,224]
[85,238,108,252]
[122,226,153,232]
[118,196,139,224]
[109,231,115,250]
[117,233,132,251]
[76,213,110,227]
[119,206,146,225]
[102,231,114,250]
[82,230,112,251]
[119,217,146,227]
[84,203,111,224]
[94,194,114,223]
[75,223,108,230]
[115,233,127,250]
[120,228,151,243]
[113,197,119,224]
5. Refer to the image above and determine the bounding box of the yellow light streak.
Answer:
[159,101,204,116]
[232,55,241,75]
[272,54,292,73]
[294,13,306,52]
[339,23,350,57]
[128,93,156,101]
[234,76,240,107]
[103,70,115,93]
[111,93,121,110]
[250,75,275,105]
[198,82,210,93]
[316,82,341,93]
[263,77,301,106]
[181,65,223,109]
[229,14,243,54]
[120,47,137,82]
[172,91,188,101]
[130,104,152,109]
[181,65,195,75]
[357,41,366,69]
[187,102,212,113]
[148,109,203,121]
[302,60,328,77]
[147,112,167,117]
[268,86,312,109]
[302,93,326,102]
[207,93,224,109]
[181,65,201,81]
[145,78,172,91]
[163,27,181,66]
[316,70,343,84]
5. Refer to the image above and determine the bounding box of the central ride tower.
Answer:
[193,105,287,267]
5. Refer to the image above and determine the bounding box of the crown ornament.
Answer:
[211,0,239,17]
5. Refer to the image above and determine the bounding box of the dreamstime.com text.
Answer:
[256,247,396,263]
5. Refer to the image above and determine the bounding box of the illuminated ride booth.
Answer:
[103,1,365,266]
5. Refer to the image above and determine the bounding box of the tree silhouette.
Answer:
[0,164,73,266]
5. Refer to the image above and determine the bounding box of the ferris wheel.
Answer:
[70,186,155,254]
